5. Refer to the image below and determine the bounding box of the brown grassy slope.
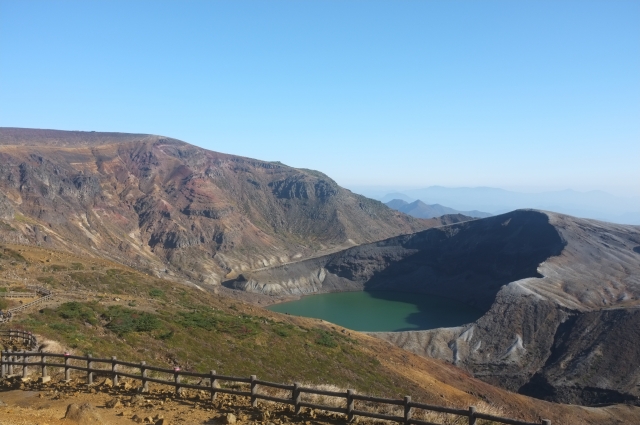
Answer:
[0,243,638,425]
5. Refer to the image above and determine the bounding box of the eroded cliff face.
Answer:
[230,210,640,405]
[0,127,433,285]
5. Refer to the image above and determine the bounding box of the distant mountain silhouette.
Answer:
[382,186,640,225]
[385,199,491,219]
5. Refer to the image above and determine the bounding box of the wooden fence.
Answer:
[0,329,38,350]
[0,345,551,425]
[0,292,36,298]
[0,286,54,320]
[4,294,54,315]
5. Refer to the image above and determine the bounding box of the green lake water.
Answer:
[267,291,484,332]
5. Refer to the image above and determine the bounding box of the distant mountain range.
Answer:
[385,199,492,219]
[375,186,640,225]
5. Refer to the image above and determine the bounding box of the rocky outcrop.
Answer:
[231,210,640,405]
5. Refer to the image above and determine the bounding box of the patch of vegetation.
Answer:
[149,288,164,298]
[49,322,78,333]
[158,330,174,340]
[70,262,84,270]
[57,301,99,325]
[0,247,27,263]
[104,306,161,336]
[0,298,9,310]
[177,308,259,338]
[314,330,338,348]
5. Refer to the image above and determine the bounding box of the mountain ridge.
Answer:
[0,127,434,285]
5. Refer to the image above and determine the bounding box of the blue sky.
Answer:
[1,1,638,196]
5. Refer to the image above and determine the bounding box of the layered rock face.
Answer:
[0,127,433,284]
[230,210,640,405]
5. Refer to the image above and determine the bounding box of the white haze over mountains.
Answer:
[352,186,640,225]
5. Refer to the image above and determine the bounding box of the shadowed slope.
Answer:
[228,210,564,311]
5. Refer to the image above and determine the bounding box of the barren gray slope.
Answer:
[229,210,640,405]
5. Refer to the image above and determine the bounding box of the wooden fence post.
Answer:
[22,350,27,379]
[210,370,218,401]
[8,349,14,375]
[469,406,477,425]
[404,396,412,424]
[87,354,93,385]
[542,420,551,425]
[250,375,258,407]
[293,382,301,415]
[346,389,354,421]
[1,351,5,378]
[41,353,47,378]
[112,356,118,386]
[64,352,70,381]
[174,367,181,396]
[141,362,148,392]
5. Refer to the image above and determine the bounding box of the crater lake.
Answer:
[267,291,483,332]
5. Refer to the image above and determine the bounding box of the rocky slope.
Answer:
[228,210,640,405]
[0,127,435,285]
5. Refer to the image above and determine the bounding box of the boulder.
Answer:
[105,398,122,408]
[64,403,103,424]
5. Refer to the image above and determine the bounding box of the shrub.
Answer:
[57,302,98,325]
[177,309,259,338]
[149,288,164,298]
[49,323,77,333]
[104,306,161,336]
[315,330,338,348]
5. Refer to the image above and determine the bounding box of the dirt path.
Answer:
[0,376,351,425]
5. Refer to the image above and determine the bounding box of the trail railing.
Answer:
[0,292,37,298]
[5,294,53,315]
[26,285,52,296]
[0,285,54,321]
[1,349,551,425]
[0,329,38,349]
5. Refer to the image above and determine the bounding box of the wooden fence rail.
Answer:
[0,329,38,349]
[0,292,37,298]
[25,286,53,296]
[0,349,551,425]
[4,294,53,315]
